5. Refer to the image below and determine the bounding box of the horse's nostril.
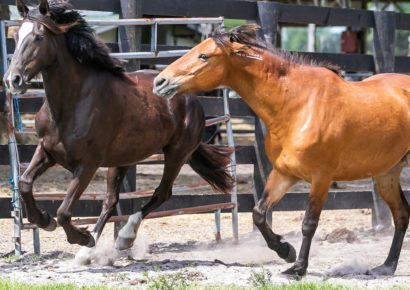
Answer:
[155,77,168,88]
[12,74,22,87]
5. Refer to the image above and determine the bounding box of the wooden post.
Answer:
[373,11,395,74]
[119,0,142,71]
[256,1,279,48]
[371,11,395,229]
[256,1,279,226]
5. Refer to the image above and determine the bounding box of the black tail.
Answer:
[189,143,234,194]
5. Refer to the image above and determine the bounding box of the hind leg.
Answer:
[253,170,298,262]
[115,146,191,250]
[75,166,129,264]
[19,145,56,230]
[93,166,130,241]
[370,164,409,275]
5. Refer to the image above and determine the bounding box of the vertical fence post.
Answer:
[257,1,279,48]
[371,11,395,229]
[223,89,239,241]
[1,20,23,255]
[256,1,278,226]
[119,0,142,71]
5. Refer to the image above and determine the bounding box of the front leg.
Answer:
[57,165,97,247]
[19,144,56,230]
[282,177,331,277]
[252,170,298,262]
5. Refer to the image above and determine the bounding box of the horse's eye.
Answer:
[198,53,209,62]
[34,34,43,42]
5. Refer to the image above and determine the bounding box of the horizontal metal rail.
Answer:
[5,17,223,60]
[110,50,191,59]
[15,129,36,135]
[4,17,224,27]
[205,114,230,127]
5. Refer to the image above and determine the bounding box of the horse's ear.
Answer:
[38,0,49,15]
[15,0,29,18]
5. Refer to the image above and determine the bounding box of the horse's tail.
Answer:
[189,143,234,194]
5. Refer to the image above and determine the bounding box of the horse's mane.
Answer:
[211,24,342,76]
[26,1,128,79]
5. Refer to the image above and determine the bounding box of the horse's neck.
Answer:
[41,53,91,120]
[225,53,296,138]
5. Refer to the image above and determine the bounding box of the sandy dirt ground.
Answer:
[1,163,410,288]
[0,211,409,289]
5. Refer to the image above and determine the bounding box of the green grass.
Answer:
[0,279,110,290]
[143,269,200,290]
[0,276,407,290]
[2,255,21,264]
[202,284,353,290]
[248,268,273,288]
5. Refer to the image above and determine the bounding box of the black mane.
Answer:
[27,1,127,78]
[212,24,342,76]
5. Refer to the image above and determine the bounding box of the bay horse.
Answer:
[4,0,233,263]
[153,24,410,276]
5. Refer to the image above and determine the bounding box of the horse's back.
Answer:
[358,73,410,97]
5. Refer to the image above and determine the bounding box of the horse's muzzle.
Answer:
[153,76,178,99]
[4,71,27,94]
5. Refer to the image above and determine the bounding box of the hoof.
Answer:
[70,231,95,247]
[369,264,395,276]
[115,237,134,251]
[43,217,57,232]
[282,263,307,278]
[279,242,296,263]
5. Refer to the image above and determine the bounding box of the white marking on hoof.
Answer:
[115,211,143,249]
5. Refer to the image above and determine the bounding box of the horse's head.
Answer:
[153,24,262,99]
[4,0,83,93]
[5,0,53,94]
[4,0,125,94]
[153,35,229,99]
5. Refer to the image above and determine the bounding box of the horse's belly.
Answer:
[333,156,404,181]
[102,146,161,167]
[330,132,410,180]
[275,125,410,182]
[102,131,169,166]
